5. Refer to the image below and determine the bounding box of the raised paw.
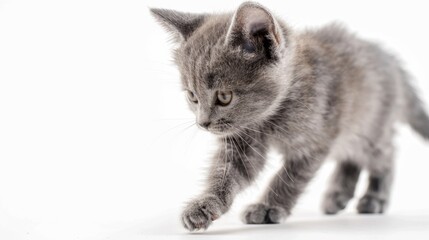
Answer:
[357,195,386,214]
[242,203,287,224]
[322,191,352,215]
[181,194,224,231]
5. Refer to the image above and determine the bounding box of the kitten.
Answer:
[150,1,429,231]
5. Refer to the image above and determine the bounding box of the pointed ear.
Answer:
[225,2,284,59]
[150,8,206,42]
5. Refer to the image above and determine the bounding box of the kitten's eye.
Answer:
[187,90,198,103]
[217,91,233,106]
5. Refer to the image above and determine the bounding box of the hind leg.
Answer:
[322,161,361,214]
[357,144,394,214]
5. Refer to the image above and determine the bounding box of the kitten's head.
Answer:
[151,2,294,136]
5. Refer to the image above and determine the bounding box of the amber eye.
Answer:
[187,90,198,103]
[217,91,233,106]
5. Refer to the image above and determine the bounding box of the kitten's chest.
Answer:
[264,123,322,158]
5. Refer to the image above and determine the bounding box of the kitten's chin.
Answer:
[208,125,237,136]
[209,130,235,137]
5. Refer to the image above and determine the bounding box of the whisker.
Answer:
[230,136,250,181]
[221,136,228,187]
[293,98,313,113]
[151,120,195,144]
[238,125,296,183]
[233,126,294,187]
[156,118,194,121]
[182,125,199,158]
[233,130,280,197]
[231,132,280,197]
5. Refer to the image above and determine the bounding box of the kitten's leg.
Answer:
[357,146,394,214]
[181,134,267,231]
[357,171,393,214]
[322,161,361,214]
[243,152,325,224]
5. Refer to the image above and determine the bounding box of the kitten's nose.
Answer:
[198,121,211,129]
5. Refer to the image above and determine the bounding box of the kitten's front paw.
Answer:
[181,194,224,231]
[242,203,288,224]
[322,191,352,215]
[357,195,386,214]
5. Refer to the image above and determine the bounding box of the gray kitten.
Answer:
[150,1,429,231]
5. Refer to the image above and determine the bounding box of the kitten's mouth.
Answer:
[208,122,236,136]
[209,126,231,135]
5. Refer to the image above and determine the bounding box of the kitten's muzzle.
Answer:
[198,121,211,129]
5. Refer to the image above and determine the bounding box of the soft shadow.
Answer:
[196,213,429,235]
[105,212,429,240]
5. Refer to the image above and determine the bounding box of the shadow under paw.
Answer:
[242,203,287,224]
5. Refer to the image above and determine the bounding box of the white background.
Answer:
[1,0,429,239]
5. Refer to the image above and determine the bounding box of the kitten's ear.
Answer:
[150,8,206,42]
[225,2,284,59]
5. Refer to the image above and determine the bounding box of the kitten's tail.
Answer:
[402,72,429,140]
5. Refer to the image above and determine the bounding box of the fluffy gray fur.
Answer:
[150,2,429,231]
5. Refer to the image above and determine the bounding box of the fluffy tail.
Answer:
[402,74,429,140]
